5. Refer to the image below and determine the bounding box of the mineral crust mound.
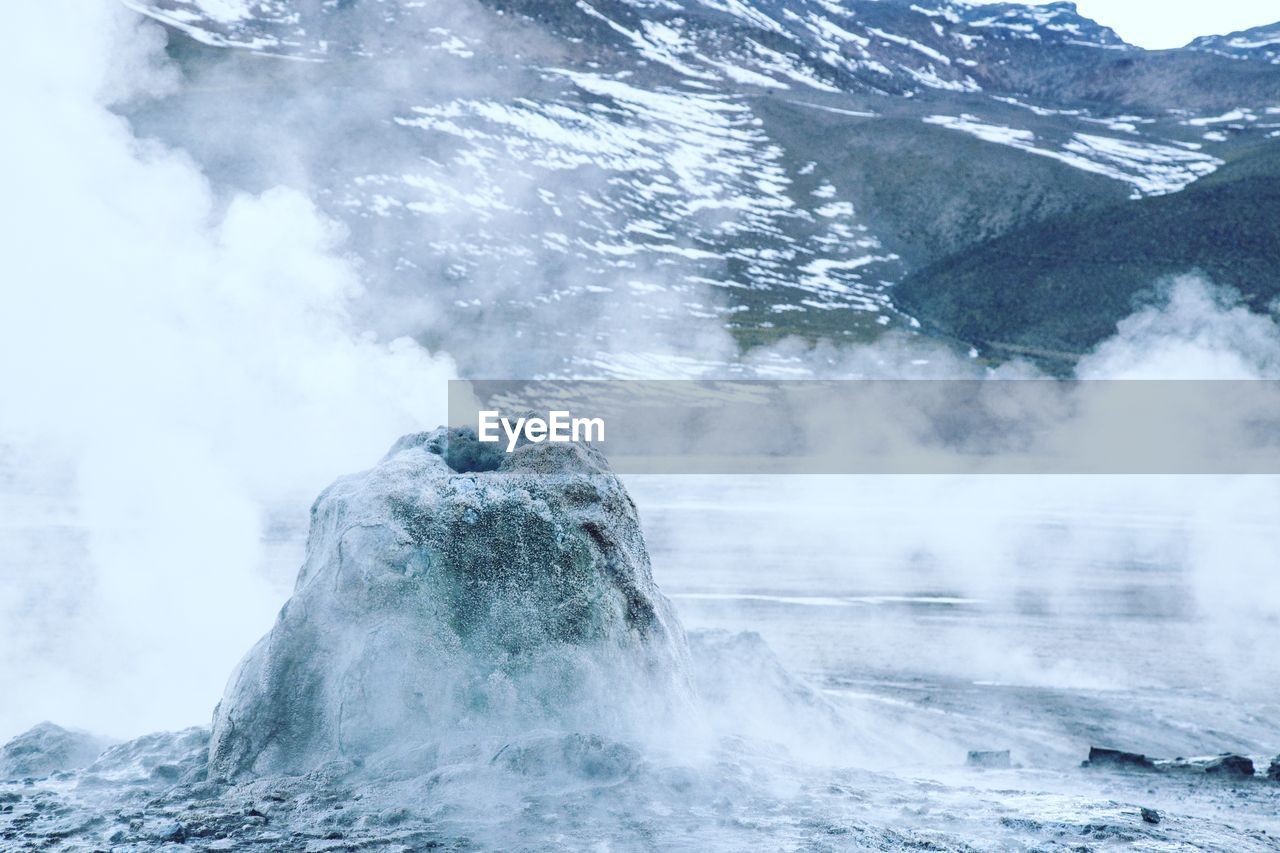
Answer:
[209,428,692,779]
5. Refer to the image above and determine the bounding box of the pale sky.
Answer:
[985,1,1279,49]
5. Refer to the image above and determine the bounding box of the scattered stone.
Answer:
[0,723,113,780]
[967,750,1011,769]
[1140,807,1161,824]
[1157,754,1256,777]
[1085,748,1260,779]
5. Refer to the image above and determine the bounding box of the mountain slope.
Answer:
[121,0,1280,373]
[1189,22,1280,65]
[894,143,1280,363]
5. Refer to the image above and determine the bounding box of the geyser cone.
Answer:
[209,428,692,780]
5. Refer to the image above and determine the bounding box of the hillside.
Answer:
[894,143,1280,364]
[121,0,1280,372]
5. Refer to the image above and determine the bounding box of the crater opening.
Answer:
[438,427,505,474]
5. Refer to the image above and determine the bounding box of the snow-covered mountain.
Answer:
[1189,21,1280,65]
[128,0,1133,84]
[121,0,1280,372]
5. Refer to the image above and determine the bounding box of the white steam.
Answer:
[1076,276,1280,681]
[0,1,453,741]
[2,0,1278,768]
[1077,275,1280,379]
[641,274,1280,762]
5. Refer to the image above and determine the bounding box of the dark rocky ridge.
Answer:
[895,142,1280,364]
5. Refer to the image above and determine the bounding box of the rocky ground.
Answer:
[4,723,1280,851]
[7,436,1280,851]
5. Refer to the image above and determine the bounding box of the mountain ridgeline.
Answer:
[129,0,1280,371]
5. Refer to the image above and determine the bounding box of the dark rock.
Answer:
[1086,747,1260,780]
[1140,807,1160,824]
[151,819,186,842]
[967,750,1012,769]
[0,723,112,781]
[1203,754,1255,777]
[1269,756,1280,781]
[1082,747,1155,771]
[209,428,692,779]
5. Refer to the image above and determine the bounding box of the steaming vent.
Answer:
[208,428,693,780]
